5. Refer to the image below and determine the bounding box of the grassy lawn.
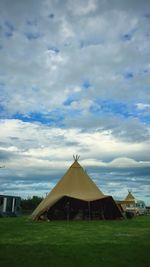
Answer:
[0,216,149,267]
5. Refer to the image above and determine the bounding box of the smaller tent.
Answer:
[117,191,146,215]
[31,157,123,220]
[125,191,135,201]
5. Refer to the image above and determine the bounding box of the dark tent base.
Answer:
[46,196,123,220]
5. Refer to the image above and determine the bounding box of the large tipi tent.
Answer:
[31,157,122,220]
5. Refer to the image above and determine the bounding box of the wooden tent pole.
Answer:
[73,155,80,161]
[88,201,91,220]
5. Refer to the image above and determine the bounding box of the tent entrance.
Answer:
[46,196,122,220]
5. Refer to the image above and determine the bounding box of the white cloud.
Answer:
[68,0,97,16]
[0,0,150,116]
[81,157,150,168]
[136,103,150,110]
[106,157,150,168]
[69,99,94,110]
[0,119,150,168]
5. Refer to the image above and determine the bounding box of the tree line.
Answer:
[21,196,43,213]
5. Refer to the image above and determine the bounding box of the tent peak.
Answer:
[73,154,80,162]
[125,191,135,201]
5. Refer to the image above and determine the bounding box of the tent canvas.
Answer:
[125,191,135,202]
[31,159,122,220]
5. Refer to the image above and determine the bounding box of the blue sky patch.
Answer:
[144,13,150,18]
[48,13,55,19]
[0,104,4,113]
[5,31,13,38]
[0,81,5,87]
[136,113,150,124]
[122,33,132,41]
[90,99,130,118]
[79,37,103,48]
[26,18,37,26]
[48,46,60,53]
[143,69,148,73]
[123,72,134,79]
[10,107,82,125]
[63,92,80,107]
[31,86,39,92]
[89,99,150,124]
[5,21,15,32]
[63,97,75,106]
[12,111,64,126]
[82,79,91,89]
[121,28,137,42]
[25,32,43,40]
[1,20,15,39]
[89,104,101,114]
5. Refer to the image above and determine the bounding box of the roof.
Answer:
[31,160,106,219]
[0,194,21,199]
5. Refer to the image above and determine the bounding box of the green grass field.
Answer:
[0,216,149,267]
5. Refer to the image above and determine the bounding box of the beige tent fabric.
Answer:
[125,192,135,201]
[31,160,106,220]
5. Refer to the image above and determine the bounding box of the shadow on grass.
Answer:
[0,242,149,267]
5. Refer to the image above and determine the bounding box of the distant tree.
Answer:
[21,196,43,212]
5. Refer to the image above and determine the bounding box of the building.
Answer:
[0,195,21,217]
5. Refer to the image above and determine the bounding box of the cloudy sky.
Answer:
[0,0,150,204]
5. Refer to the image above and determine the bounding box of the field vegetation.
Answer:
[0,216,149,267]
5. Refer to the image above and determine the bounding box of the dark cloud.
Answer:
[0,149,18,161]
[9,136,20,140]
